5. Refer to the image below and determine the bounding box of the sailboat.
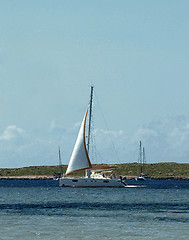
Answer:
[53,147,63,180]
[59,86,126,187]
[135,141,151,181]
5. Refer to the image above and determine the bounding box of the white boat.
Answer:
[135,141,151,181]
[59,86,126,187]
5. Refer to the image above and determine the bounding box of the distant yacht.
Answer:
[59,86,126,187]
[135,141,151,181]
[53,147,63,180]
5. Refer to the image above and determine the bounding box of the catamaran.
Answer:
[59,86,126,187]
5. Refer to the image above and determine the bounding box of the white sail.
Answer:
[66,107,92,175]
[59,86,126,187]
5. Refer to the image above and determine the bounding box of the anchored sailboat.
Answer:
[53,147,63,180]
[135,141,151,181]
[59,86,126,187]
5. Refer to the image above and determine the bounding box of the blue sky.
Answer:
[0,0,189,168]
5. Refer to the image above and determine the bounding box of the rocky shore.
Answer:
[1,175,189,180]
[127,176,189,180]
[0,176,54,180]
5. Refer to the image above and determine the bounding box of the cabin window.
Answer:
[72,180,78,182]
[103,180,109,183]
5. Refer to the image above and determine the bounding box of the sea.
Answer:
[0,180,189,240]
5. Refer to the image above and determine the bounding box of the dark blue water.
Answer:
[0,180,189,239]
[1,179,188,188]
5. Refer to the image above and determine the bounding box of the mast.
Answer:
[139,141,142,176]
[58,146,63,176]
[87,86,93,178]
[143,147,145,176]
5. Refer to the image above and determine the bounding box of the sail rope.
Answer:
[86,109,104,165]
[93,90,121,165]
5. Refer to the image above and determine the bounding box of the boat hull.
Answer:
[135,176,151,181]
[59,177,125,187]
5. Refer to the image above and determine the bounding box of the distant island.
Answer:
[0,162,189,180]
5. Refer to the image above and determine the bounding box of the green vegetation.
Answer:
[0,162,189,178]
[113,162,189,178]
[0,165,66,177]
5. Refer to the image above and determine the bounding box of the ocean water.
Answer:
[0,180,189,240]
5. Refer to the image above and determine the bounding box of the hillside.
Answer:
[0,162,189,179]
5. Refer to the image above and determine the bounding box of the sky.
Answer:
[0,0,189,168]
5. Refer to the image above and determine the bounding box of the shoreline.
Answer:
[0,176,189,180]
[0,176,54,180]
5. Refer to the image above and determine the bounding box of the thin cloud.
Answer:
[132,116,189,163]
[49,120,66,133]
[0,125,25,141]
[1,115,189,168]
[94,128,123,137]
[134,128,158,142]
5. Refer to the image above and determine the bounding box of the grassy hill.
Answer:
[0,162,189,179]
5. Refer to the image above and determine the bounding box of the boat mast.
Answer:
[143,147,145,176]
[87,85,93,178]
[139,141,142,176]
[58,146,63,176]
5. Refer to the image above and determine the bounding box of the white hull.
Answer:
[135,176,151,181]
[59,177,125,187]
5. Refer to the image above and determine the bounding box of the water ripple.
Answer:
[1,202,189,211]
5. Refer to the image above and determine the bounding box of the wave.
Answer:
[1,202,189,211]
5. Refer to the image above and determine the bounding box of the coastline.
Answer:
[126,176,189,180]
[0,176,189,180]
[0,176,54,180]
[1,163,189,180]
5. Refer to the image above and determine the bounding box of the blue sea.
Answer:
[0,180,189,240]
